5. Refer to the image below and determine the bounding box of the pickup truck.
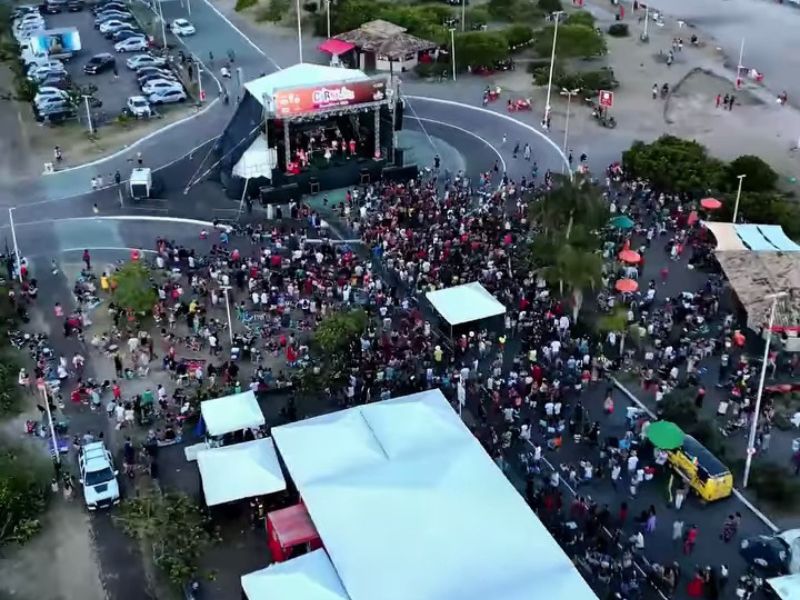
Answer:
[79,441,121,510]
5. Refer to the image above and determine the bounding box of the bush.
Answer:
[566,11,595,27]
[607,23,629,37]
[454,30,509,69]
[113,262,157,316]
[255,0,290,21]
[488,0,543,21]
[234,0,257,11]
[0,442,51,545]
[533,23,606,58]
[466,6,490,27]
[537,0,562,12]
[504,24,534,50]
[555,67,618,93]
[726,155,778,192]
[415,61,447,79]
[746,463,800,507]
[658,389,698,429]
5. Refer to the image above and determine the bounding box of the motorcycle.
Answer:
[482,86,501,105]
[592,108,617,128]
[508,98,532,112]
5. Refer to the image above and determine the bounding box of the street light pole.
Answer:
[736,37,745,87]
[295,0,304,63]
[543,11,564,129]
[8,207,22,283]
[449,28,456,82]
[743,291,788,488]
[42,386,61,466]
[325,0,331,38]
[461,0,466,32]
[219,285,234,344]
[157,0,167,50]
[83,95,94,135]
[560,87,580,158]
[195,56,204,103]
[732,173,746,223]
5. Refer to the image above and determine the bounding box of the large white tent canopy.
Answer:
[244,64,370,108]
[425,281,506,327]
[769,575,800,600]
[197,438,286,506]
[242,549,349,600]
[271,390,596,600]
[200,391,264,437]
[232,136,278,181]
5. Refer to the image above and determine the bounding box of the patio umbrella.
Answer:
[618,249,641,264]
[700,197,722,210]
[615,278,638,293]
[646,420,685,450]
[609,215,635,229]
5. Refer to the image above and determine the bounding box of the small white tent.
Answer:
[426,281,506,327]
[197,438,286,506]
[200,391,265,438]
[769,575,800,600]
[241,549,349,600]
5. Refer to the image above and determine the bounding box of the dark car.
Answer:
[37,73,71,89]
[112,29,144,42]
[42,0,68,14]
[91,1,125,13]
[740,535,791,576]
[34,102,76,123]
[67,0,84,10]
[83,53,115,74]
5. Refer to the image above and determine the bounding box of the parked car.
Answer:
[148,87,187,105]
[34,94,70,110]
[37,73,71,89]
[126,95,151,118]
[83,52,115,74]
[170,18,195,36]
[94,10,130,23]
[11,5,41,20]
[67,0,85,11]
[135,65,172,78]
[115,36,148,52]
[78,441,121,510]
[100,20,134,36]
[138,71,177,88]
[27,58,63,74]
[142,78,182,95]
[42,0,68,15]
[14,19,45,36]
[36,106,76,123]
[126,53,166,70]
[14,12,45,28]
[34,86,69,103]
[92,1,125,13]
[28,63,66,81]
[740,530,800,577]
[111,29,144,42]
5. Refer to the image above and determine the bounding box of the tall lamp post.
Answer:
[8,207,22,283]
[542,10,564,129]
[295,0,304,63]
[736,37,745,87]
[560,87,580,169]
[325,0,331,38]
[461,0,466,32]
[449,28,457,82]
[743,291,788,488]
[42,386,61,467]
[219,285,235,344]
[732,173,747,223]
[157,0,167,50]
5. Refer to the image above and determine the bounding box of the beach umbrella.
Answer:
[609,215,635,229]
[700,197,722,210]
[618,249,641,264]
[646,420,685,450]
[615,278,638,293]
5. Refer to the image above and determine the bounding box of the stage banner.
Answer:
[274,79,387,117]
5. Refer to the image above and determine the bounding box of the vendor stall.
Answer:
[200,390,265,447]
[197,438,286,507]
[425,281,506,336]
[241,549,348,600]
[267,503,322,562]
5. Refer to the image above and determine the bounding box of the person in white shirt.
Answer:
[544,400,555,417]
[629,531,645,551]
[627,451,639,476]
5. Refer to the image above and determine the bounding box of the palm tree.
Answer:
[597,307,629,356]
[529,177,609,239]
[543,244,603,322]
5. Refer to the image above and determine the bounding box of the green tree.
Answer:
[726,155,778,193]
[597,307,629,355]
[115,492,217,586]
[542,244,603,321]
[658,388,698,429]
[566,11,595,26]
[537,0,562,12]
[0,441,50,545]
[454,31,509,69]
[622,136,726,194]
[504,24,534,50]
[534,24,606,58]
[529,177,609,241]
[113,262,157,315]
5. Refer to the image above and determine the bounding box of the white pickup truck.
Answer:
[78,441,121,510]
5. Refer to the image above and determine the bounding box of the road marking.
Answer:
[405,115,507,174]
[60,247,159,254]
[611,376,780,533]
[199,0,282,71]
[3,215,217,229]
[405,96,571,175]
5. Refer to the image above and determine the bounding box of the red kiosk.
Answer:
[266,503,322,562]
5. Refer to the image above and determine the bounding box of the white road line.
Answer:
[405,115,508,174]
[59,247,159,254]
[199,0,282,71]
[405,96,571,176]
[2,215,217,229]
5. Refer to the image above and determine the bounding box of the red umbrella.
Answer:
[615,278,639,293]
[618,249,641,264]
[700,197,722,210]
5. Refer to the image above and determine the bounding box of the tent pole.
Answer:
[238,178,249,218]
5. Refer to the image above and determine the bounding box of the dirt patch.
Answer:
[665,68,761,128]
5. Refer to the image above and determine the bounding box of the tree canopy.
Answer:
[725,155,778,193]
[534,23,606,59]
[454,31,510,69]
[113,262,157,315]
[0,442,50,545]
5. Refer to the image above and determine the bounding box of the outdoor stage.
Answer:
[216,63,406,202]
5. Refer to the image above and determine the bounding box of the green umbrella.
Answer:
[609,215,635,230]
[646,420,685,450]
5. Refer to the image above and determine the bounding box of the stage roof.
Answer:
[200,391,264,437]
[271,389,596,600]
[241,549,349,600]
[425,281,506,326]
[704,222,800,252]
[197,438,285,506]
[244,64,370,107]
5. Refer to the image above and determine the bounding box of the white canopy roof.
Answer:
[425,281,506,326]
[197,438,286,506]
[769,575,800,599]
[200,391,264,437]
[272,390,596,600]
[242,549,349,600]
[232,136,277,180]
[244,63,370,108]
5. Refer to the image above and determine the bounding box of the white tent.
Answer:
[232,136,278,181]
[197,438,286,506]
[241,549,349,600]
[244,64,370,108]
[769,575,800,600]
[425,282,506,327]
[200,391,265,437]
[272,390,596,600]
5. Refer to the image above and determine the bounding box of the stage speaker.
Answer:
[359,168,370,184]
[260,182,299,205]
[394,99,404,131]
[393,148,405,166]
[382,164,419,183]
[308,177,320,195]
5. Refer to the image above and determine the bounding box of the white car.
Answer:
[170,18,195,36]
[126,95,151,118]
[14,23,45,41]
[142,78,182,95]
[148,88,187,105]
[78,441,120,510]
[27,64,66,81]
[34,87,69,104]
[99,19,131,33]
[14,14,45,30]
[114,37,148,52]
[27,59,64,75]
[126,53,166,70]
